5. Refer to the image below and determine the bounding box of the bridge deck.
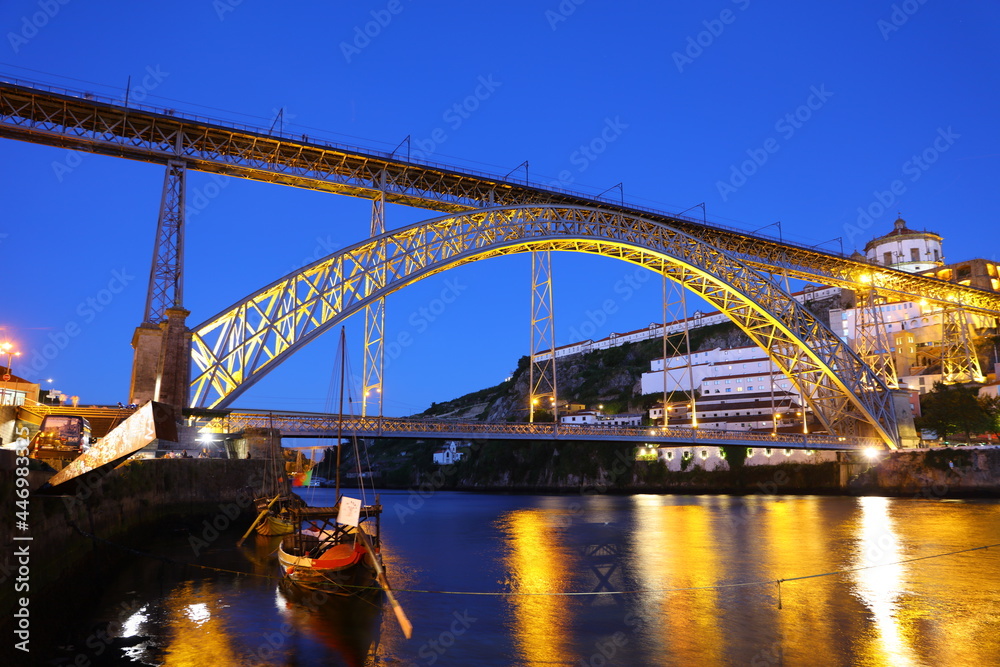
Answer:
[3,79,998,316]
[204,410,880,450]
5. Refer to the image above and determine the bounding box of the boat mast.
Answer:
[335,326,346,499]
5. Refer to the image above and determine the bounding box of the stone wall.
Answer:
[0,452,267,613]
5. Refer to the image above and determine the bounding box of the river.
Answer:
[24,490,1000,666]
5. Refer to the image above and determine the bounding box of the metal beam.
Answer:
[529,251,557,422]
[143,160,186,323]
[3,80,998,316]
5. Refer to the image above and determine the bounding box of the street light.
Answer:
[772,412,782,436]
[1,342,20,407]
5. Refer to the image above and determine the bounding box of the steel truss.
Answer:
[2,80,999,318]
[941,307,985,384]
[144,160,186,322]
[529,251,558,422]
[854,284,899,389]
[362,187,386,417]
[188,206,900,447]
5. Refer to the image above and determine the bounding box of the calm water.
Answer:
[24,489,1000,666]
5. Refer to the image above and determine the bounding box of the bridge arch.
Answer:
[189,206,898,447]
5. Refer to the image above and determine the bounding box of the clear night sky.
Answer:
[1,0,997,415]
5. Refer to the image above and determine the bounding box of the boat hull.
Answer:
[256,514,295,536]
[278,540,379,596]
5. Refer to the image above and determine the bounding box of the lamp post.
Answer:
[1,342,20,407]
[772,412,782,436]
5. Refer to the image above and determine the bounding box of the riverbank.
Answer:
[0,451,266,621]
[388,442,1000,498]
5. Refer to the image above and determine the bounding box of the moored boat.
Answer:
[277,502,384,596]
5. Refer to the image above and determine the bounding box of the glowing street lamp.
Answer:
[1,342,20,406]
[772,412,782,436]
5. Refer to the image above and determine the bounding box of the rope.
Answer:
[70,521,996,599]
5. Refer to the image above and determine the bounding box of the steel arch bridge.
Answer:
[190,205,899,447]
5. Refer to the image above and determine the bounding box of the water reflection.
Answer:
[629,495,724,663]
[160,580,242,664]
[276,582,383,666]
[500,508,577,666]
[850,496,920,667]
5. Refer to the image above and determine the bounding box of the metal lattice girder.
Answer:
[941,307,985,384]
[143,160,186,322]
[362,190,386,417]
[658,275,695,425]
[188,206,899,448]
[854,284,899,389]
[529,251,557,422]
[2,81,999,319]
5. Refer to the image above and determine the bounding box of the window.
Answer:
[883,251,892,265]
[910,247,920,261]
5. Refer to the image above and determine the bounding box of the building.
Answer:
[535,286,843,361]
[560,410,643,427]
[0,367,40,407]
[432,441,466,465]
[920,258,1000,293]
[864,216,943,273]
[654,446,837,472]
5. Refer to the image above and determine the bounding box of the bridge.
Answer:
[199,409,881,450]
[4,76,999,454]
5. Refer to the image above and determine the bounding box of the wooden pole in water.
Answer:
[357,530,412,639]
[237,493,282,547]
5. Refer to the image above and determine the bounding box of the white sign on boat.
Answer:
[337,496,362,527]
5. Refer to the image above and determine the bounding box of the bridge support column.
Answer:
[941,306,985,384]
[363,185,386,418]
[854,283,899,388]
[129,307,191,414]
[529,251,557,422]
[131,160,188,410]
[891,389,920,448]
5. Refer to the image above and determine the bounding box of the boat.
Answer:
[239,428,305,541]
[277,501,383,595]
[275,328,412,638]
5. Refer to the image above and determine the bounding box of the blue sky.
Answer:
[1,0,997,415]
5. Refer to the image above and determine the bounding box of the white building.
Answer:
[560,410,643,427]
[655,446,837,472]
[864,217,943,273]
[535,286,842,362]
[432,441,465,465]
[640,344,799,399]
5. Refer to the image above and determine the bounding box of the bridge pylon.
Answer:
[362,183,387,418]
[854,282,899,390]
[529,251,557,422]
[941,306,985,384]
[130,160,191,412]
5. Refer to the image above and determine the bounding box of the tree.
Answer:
[915,382,986,441]
[978,394,1000,441]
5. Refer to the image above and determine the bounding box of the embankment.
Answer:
[398,442,1000,497]
[0,452,265,615]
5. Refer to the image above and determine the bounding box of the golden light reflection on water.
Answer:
[629,495,724,663]
[850,496,921,667]
[160,580,241,666]
[501,508,576,667]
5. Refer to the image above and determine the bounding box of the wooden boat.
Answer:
[277,502,384,596]
[257,510,296,537]
[252,426,303,537]
[276,327,411,637]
